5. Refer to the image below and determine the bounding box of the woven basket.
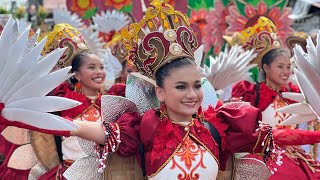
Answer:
[30,131,61,170]
[103,154,144,180]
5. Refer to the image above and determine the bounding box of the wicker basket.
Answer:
[103,154,144,180]
[30,131,61,170]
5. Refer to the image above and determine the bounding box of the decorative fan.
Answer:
[277,31,320,125]
[79,28,105,55]
[91,10,130,34]
[196,45,257,91]
[53,9,84,28]
[0,18,81,178]
[100,47,122,82]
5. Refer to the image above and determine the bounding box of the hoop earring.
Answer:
[159,103,167,120]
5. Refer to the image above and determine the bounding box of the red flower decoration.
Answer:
[202,0,229,54]
[226,1,294,47]
[67,0,95,17]
[190,9,207,42]
[104,0,131,10]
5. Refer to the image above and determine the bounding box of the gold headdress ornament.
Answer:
[286,31,309,54]
[107,33,128,65]
[224,16,281,68]
[121,0,198,79]
[42,23,89,68]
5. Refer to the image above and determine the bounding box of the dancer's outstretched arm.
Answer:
[71,121,105,144]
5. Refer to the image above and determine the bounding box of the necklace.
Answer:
[171,119,194,131]
[266,84,282,92]
[265,80,282,92]
[86,95,98,104]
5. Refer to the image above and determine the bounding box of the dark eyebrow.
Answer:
[175,81,187,85]
[174,80,201,85]
[86,63,97,66]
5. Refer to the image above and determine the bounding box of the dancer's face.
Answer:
[263,54,291,87]
[156,64,203,122]
[121,62,137,83]
[74,54,106,95]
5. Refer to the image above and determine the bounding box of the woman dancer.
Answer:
[231,17,320,179]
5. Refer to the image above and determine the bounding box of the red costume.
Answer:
[232,81,320,179]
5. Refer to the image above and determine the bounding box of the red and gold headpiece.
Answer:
[42,23,89,68]
[107,33,128,65]
[240,16,281,66]
[121,0,198,79]
[225,16,281,68]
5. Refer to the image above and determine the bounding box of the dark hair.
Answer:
[121,61,127,73]
[70,49,94,84]
[155,57,195,88]
[261,48,289,74]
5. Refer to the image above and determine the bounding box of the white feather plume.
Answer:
[53,9,84,28]
[92,10,130,33]
[79,28,105,56]
[100,48,123,81]
[201,45,257,90]
[0,18,80,131]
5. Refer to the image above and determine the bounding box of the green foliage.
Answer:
[37,6,48,21]
[249,66,259,83]
[15,6,26,19]
[235,0,247,16]
[188,0,214,12]
[0,7,8,14]
[82,8,97,19]
[272,0,288,10]
[120,4,133,13]
[235,0,288,16]
[221,0,233,7]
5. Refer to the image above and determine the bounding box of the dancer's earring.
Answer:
[159,103,167,120]
[195,106,205,122]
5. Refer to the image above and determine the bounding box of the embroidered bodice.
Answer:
[149,136,218,180]
[262,95,291,127]
[62,105,102,161]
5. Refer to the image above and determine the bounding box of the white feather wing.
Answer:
[0,19,79,132]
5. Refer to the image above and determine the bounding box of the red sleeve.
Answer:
[204,106,227,151]
[139,109,160,151]
[52,82,71,97]
[216,103,265,153]
[273,128,320,146]
[107,83,126,97]
[232,81,256,106]
[116,112,141,157]
[288,82,300,93]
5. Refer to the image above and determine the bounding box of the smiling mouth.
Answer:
[182,102,197,107]
[93,77,103,83]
